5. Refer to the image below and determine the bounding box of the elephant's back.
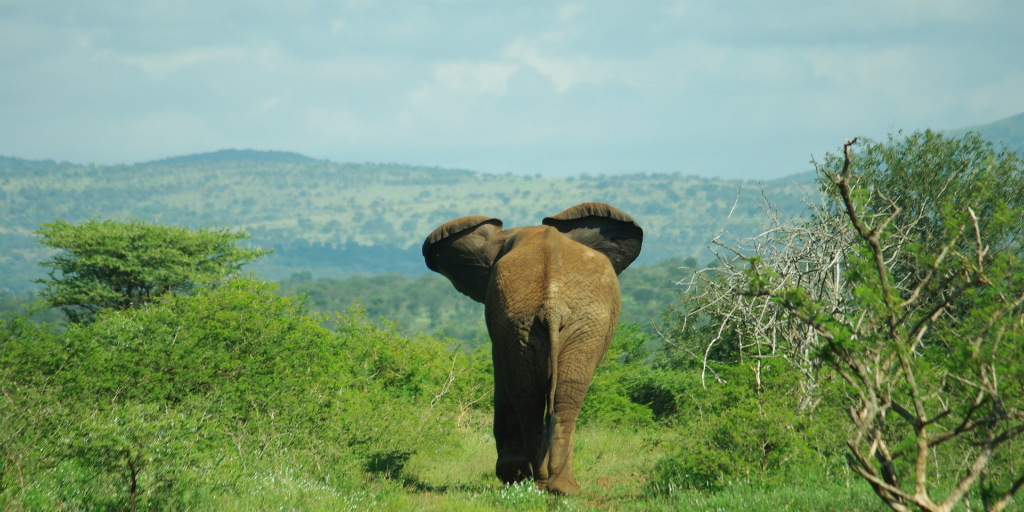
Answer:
[486,226,620,382]
[488,226,620,318]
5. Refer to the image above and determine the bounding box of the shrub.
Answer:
[648,359,851,493]
[579,323,659,428]
[1,277,486,508]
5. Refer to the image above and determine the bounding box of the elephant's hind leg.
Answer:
[493,316,552,489]
[545,319,616,495]
[494,369,532,484]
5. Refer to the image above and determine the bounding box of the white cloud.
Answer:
[964,72,1024,121]
[557,4,584,22]
[503,34,617,92]
[103,47,254,77]
[797,44,991,123]
[303,107,373,143]
[664,3,687,17]
[1,0,1020,177]
[432,61,519,96]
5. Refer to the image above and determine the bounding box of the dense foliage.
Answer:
[1,278,492,509]
[0,217,879,509]
[801,133,1023,511]
[34,218,270,323]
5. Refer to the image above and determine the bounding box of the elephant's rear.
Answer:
[486,226,620,363]
[486,226,620,494]
[422,202,641,495]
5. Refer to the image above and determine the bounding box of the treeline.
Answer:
[0,257,697,346]
[0,290,61,324]
[3,276,889,510]
[275,257,697,350]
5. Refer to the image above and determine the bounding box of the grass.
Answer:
[6,409,1000,511]
[139,418,895,512]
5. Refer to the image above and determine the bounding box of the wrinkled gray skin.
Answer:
[423,203,642,494]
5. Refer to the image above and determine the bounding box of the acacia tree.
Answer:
[667,132,1024,511]
[35,218,270,323]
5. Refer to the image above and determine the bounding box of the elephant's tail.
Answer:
[547,311,561,417]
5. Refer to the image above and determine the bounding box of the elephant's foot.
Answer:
[495,459,532,485]
[533,475,547,491]
[546,476,581,495]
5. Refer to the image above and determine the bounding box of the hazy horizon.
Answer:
[2,0,1022,179]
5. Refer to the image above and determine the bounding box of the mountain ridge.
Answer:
[146,149,318,165]
[944,111,1024,155]
[5,110,1020,173]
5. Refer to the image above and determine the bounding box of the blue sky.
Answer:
[1,0,1022,179]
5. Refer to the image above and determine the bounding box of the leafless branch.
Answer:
[666,135,1024,512]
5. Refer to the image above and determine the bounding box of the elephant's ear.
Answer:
[543,202,643,275]
[422,215,504,303]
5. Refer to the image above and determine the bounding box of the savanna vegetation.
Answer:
[1,130,1021,511]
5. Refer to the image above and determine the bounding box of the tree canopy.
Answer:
[34,218,270,323]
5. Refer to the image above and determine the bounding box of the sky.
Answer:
[1,1,1022,180]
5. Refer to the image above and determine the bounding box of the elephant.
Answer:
[422,202,643,494]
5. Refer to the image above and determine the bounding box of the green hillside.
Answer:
[945,111,1024,155]
[3,114,1020,294]
[0,153,813,291]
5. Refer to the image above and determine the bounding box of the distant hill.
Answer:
[150,149,318,165]
[0,156,814,291]
[945,112,1024,155]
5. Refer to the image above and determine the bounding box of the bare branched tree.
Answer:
[662,132,1024,512]
[665,179,858,408]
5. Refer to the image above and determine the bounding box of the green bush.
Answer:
[651,447,733,492]
[581,323,711,428]
[1,277,488,508]
[648,361,850,493]
[579,323,657,428]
